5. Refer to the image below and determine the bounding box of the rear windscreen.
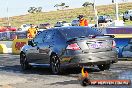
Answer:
[99,16,104,19]
[59,27,102,39]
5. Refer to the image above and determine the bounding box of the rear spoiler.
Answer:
[66,36,86,42]
[103,34,115,38]
[66,37,77,43]
[66,35,115,42]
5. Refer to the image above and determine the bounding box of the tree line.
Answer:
[28,1,123,13]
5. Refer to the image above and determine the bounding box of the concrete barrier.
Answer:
[12,39,29,54]
[0,44,8,54]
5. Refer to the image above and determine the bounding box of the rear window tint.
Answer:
[59,27,102,39]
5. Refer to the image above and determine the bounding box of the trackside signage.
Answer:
[15,42,26,50]
[79,67,131,86]
[12,39,29,54]
[106,27,132,34]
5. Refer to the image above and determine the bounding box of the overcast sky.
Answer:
[0,0,131,18]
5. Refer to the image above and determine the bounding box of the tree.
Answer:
[28,7,36,13]
[59,3,65,10]
[54,4,59,10]
[36,7,42,12]
[59,3,65,7]
[65,6,69,9]
[112,0,114,3]
[65,6,69,8]
[54,2,69,10]
[28,7,42,13]
[82,2,93,7]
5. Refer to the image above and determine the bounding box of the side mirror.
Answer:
[28,40,37,47]
[28,40,33,46]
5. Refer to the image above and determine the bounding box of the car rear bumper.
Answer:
[61,51,118,66]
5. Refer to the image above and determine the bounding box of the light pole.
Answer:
[93,0,98,27]
[115,0,119,20]
[113,0,119,20]
[6,1,10,26]
[7,7,10,26]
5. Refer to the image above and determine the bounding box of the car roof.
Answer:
[40,26,90,33]
[47,26,91,31]
[39,26,102,37]
[46,26,102,34]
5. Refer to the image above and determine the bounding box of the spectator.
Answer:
[77,15,88,26]
[35,25,39,31]
[27,24,37,38]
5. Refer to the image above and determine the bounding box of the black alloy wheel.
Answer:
[123,16,126,22]
[50,54,61,75]
[20,53,31,70]
[97,64,110,71]
[130,16,132,21]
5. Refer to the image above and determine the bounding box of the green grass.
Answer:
[0,2,132,27]
[124,20,132,26]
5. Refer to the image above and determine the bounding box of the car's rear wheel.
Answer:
[20,53,31,70]
[123,16,126,22]
[97,64,110,71]
[50,54,61,75]
[130,16,132,21]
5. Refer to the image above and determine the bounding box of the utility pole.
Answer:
[115,0,119,20]
[113,0,119,20]
[93,0,98,27]
[6,1,10,26]
[7,7,10,26]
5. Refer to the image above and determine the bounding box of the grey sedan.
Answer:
[20,26,118,74]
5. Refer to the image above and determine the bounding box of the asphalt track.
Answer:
[0,54,131,88]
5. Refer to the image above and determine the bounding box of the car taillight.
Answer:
[66,43,80,50]
[112,40,116,48]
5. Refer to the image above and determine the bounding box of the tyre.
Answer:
[20,53,31,70]
[97,64,110,71]
[17,28,22,31]
[81,78,91,86]
[123,16,126,22]
[130,16,132,21]
[50,54,61,75]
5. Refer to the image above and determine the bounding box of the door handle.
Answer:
[37,47,39,50]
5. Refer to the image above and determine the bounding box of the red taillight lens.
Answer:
[66,43,80,50]
[112,40,116,48]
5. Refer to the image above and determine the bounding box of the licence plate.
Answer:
[88,43,103,49]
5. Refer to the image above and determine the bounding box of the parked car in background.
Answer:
[71,19,79,26]
[122,39,132,57]
[18,24,31,31]
[0,26,17,32]
[20,26,118,74]
[98,15,112,23]
[38,23,51,31]
[5,26,17,31]
[54,21,71,27]
[123,10,132,21]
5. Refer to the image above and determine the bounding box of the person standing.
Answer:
[77,15,88,26]
[27,24,37,38]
